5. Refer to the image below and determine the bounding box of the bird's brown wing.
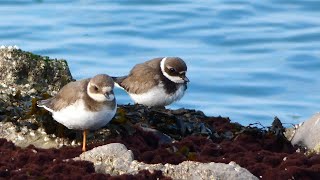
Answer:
[120,59,162,94]
[38,79,89,111]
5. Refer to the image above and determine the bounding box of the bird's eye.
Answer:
[169,68,175,72]
[94,86,98,91]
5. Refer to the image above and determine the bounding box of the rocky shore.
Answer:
[1,47,320,179]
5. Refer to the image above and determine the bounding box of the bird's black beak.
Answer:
[183,76,190,83]
[104,92,110,98]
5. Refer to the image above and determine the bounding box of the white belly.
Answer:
[129,84,186,107]
[52,100,116,130]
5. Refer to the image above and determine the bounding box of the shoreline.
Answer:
[1,47,320,179]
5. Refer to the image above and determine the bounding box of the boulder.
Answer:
[0,46,74,147]
[291,113,320,152]
[0,46,73,96]
[0,46,73,118]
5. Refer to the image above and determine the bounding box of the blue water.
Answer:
[1,0,320,126]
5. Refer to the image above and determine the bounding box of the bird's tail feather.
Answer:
[37,99,50,107]
[37,99,54,113]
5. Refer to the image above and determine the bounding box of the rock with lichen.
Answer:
[0,121,80,148]
[0,46,72,96]
[0,46,72,118]
[0,46,74,147]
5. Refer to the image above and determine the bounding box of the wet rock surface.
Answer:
[1,48,320,179]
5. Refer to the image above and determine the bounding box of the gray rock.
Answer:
[75,143,134,174]
[291,113,320,152]
[284,126,296,141]
[75,143,258,180]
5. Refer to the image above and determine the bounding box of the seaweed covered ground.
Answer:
[1,105,320,179]
[0,139,170,179]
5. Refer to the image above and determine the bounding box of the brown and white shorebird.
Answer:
[37,74,117,151]
[112,57,189,107]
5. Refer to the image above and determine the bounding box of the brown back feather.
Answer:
[120,58,163,94]
[46,79,89,111]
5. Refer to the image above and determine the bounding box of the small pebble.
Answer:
[17,135,25,141]
[71,140,76,146]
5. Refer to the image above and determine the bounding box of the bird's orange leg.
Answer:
[82,129,87,152]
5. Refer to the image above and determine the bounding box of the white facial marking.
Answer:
[52,100,117,130]
[87,82,114,102]
[160,57,184,84]
[129,83,186,107]
[102,86,112,92]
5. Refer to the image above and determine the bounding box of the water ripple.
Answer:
[0,0,319,125]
